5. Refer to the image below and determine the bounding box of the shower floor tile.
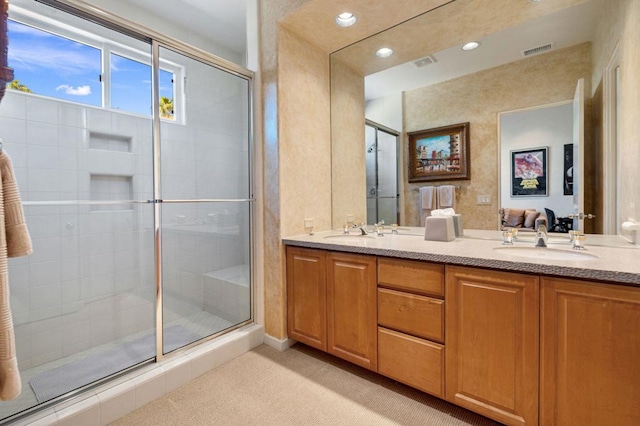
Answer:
[1,295,235,422]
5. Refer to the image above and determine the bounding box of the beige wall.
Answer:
[403,43,592,229]
[260,0,331,340]
[260,0,305,340]
[278,27,332,237]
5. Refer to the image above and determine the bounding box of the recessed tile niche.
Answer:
[89,131,132,152]
[90,174,134,211]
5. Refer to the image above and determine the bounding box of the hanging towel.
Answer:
[437,185,456,209]
[0,151,32,401]
[419,186,435,226]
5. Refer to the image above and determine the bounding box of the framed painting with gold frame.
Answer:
[408,122,470,183]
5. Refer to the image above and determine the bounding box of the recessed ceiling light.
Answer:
[375,47,394,58]
[335,12,357,27]
[462,41,480,51]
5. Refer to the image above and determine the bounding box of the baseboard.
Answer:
[263,334,296,351]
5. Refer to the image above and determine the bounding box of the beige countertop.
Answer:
[282,228,640,286]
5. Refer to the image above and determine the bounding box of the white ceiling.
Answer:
[365,0,601,101]
[132,0,247,54]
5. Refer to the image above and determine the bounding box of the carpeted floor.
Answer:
[112,343,502,425]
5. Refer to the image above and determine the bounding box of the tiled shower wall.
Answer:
[0,77,249,370]
[0,91,155,370]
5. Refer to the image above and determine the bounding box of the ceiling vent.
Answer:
[522,42,554,57]
[414,55,437,67]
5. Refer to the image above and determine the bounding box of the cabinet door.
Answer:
[286,247,327,351]
[446,266,538,426]
[327,252,377,371]
[541,278,640,426]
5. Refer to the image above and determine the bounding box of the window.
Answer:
[7,18,180,122]
[109,53,152,116]
[159,69,175,120]
[110,53,175,120]
[7,19,102,107]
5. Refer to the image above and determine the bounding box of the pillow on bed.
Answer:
[523,210,540,228]
[504,208,526,228]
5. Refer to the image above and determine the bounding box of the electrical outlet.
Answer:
[476,195,491,205]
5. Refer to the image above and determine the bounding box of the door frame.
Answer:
[497,100,575,229]
[603,44,620,235]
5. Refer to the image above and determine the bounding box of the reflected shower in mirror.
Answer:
[365,120,399,226]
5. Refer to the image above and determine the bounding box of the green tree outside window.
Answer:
[160,96,174,120]
[8,79,32,93]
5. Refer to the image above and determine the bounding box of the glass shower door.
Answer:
[3,1,157,417]
[158,46,252,353]
[365,122,399,226]
[376,129,399,225]
[1,1,253,421]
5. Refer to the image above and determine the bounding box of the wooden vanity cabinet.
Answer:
[377,258,445,398]
[326,251,377,371]
[286,247,377,371]
[287,244,640,426]
[286,247,327,351]
[445,266,539,426]
[541,277,640,426]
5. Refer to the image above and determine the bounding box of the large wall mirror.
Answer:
[330,0,639,240]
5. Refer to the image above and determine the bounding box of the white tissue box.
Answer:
[424,216,455,242]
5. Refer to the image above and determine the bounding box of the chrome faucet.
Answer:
[374,221,385,237]
[535,223,548,248]
[358,223,369,235]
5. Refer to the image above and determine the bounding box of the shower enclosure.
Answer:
[0,0,253,422]
[365,121,399,225]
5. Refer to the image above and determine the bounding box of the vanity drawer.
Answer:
[378,327,444,398]
[378,288,444,342]
[378,258,444,297]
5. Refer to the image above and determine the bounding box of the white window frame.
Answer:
[105,47,183,123]
[8,6,185,124]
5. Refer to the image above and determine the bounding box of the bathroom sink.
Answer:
[323,234,376,243]
[493,246,598,261]
[383,227,424,236]
[511,234,571,245]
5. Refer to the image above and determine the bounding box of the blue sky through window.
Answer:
[110,53,151,115]
[7,19,102,106]
[111,53,174,117]
[8,19,175,118]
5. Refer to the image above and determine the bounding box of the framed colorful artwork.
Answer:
[511,147,548,197]
[408,122,470,183]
